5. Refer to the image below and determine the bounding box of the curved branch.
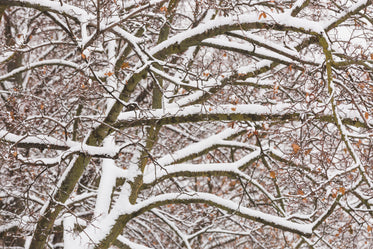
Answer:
[151,13,323,58]
[0,0,92,23]
[136,192,313,236]
[0,59,80,82]
[93,192,313,248]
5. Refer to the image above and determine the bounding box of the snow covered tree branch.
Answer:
[1,0,372,248]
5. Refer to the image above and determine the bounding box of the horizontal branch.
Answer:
[115,104,297,128]
[0,59,80,82]
[114,104,370,129]
[0,130,78,150]
[132,192,314,238]
[16,142,135,166]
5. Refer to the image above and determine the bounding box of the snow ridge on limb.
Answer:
[78,192,314,248]
[16,142,135,166]
[155,127,243,166]
[0,59,80,82]
[134,192,314,237]
[0,129,78,150]
[1,0,373,248]
[0,0,93,22]
[115,104,372,129]
[151,12,324,57]
[143,149,261,186]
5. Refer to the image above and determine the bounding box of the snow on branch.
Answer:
[323,0,372,31]
[151,12,324,57]
[0,59,80,82]
[0,129,79,150]
[16,142,136,166]
[115,104,371,129]
[200,38,313,68]
[156,127,243,166]
[116,235,153,249]
[132,192,314,238]
[0,0,93,22]
[76,191,313,247]
[143,149,261,186]
[116,103,296,127]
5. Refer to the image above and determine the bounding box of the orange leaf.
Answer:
[10,111,15,120]
[40,103,44,110]
[356,139,362,148]
[273,84,279,94]
[368,225,372,232]
[270,171,276,179]
[105,72,114,77]
[339,187,346,195]
[370,54,373,60]
[231,107,236,111]
[229,180,237,187]
[121,62,130,69]
[292,143,300,153]
[258,12,267,20]
[12,151,17,157]
[160,6,167,12]
[81,53,86,59]
[365,112,369,120]
[304,148,312,155]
